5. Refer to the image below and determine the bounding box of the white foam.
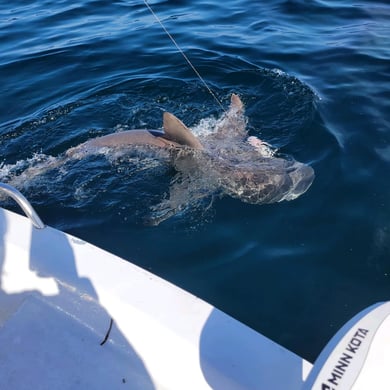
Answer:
[0,153,62,190]
[191,117,219,137]
[247,136,276,158]
[271,68,286,77]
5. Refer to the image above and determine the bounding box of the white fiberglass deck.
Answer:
[0,207,312,389]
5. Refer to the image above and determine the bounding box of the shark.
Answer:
[65,94,314,225]
[2,94,314,225]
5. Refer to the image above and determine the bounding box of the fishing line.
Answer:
[143,0,226,112]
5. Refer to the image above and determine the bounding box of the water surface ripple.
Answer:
[1,0,389,362]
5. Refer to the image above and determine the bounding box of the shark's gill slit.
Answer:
[143,0,226,113]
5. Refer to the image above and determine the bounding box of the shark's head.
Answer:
[159,93,314,214]
[215,156,314,204]
[282,161,315,201]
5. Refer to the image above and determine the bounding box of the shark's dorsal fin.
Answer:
[163,112,203,150]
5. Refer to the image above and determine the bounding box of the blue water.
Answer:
[1,0,389,362]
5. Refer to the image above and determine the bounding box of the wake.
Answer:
[0,154,64,189]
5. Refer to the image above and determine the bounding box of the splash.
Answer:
[0,154,62,188]
[192,117,219,137]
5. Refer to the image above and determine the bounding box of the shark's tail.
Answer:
[0,141,95,193]
[0,153,70,194]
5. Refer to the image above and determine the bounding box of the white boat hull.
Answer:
[0,207,311,389]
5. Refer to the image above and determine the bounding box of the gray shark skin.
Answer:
[65,128,179,159]
[65,109,203,159]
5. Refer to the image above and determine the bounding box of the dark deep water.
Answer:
[1,1,389,362]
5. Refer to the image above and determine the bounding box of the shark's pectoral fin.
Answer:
[163,112,203,150]
[145,173,215,226]
[144,199,179,226]
[145,174,192,226]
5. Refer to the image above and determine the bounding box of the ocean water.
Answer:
[0,0,389,362]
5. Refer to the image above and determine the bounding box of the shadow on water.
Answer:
[0,205,155,389]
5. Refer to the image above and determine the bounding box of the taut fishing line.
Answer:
[143,0,226,112]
